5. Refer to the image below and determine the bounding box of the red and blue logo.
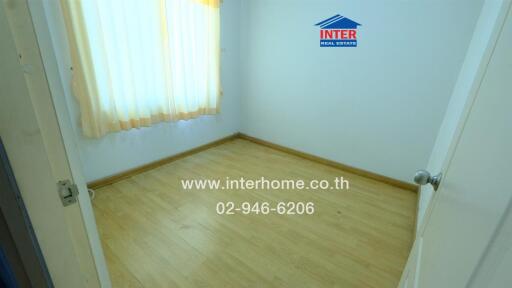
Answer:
[315,15,361,47]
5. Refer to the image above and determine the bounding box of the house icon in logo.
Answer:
[315,15,361,47]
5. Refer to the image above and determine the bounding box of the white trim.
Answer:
[26,1,111,287]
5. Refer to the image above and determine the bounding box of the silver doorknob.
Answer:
[414,170,442,191]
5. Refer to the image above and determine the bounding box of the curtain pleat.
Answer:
[61,0,221,138]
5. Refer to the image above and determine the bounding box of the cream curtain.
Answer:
[61,0,221,138]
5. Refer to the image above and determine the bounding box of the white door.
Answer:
[0,1,107,287]
[400,2,512,287]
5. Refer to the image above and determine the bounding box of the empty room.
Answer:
[0,0,511,287]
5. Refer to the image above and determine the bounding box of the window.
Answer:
[61,0,221,138]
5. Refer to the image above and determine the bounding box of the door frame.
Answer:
[25,0,111,286]
[418,0,512,237]
[1,0,110,286]
[400,0,512,286]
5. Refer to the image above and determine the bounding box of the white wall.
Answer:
[418,0,511,227]
[239,0,484,182]
[43,0,242,182]
[43,0,487,185]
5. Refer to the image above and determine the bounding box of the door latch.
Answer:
[57,180,79,206]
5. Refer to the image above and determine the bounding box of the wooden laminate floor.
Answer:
[93,139,417,288]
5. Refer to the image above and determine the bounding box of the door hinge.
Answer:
[57,180,79,207]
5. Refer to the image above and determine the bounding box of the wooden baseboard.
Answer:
[414,187,421,238]
[87,133,240,190]
[238,133,418,192]
[88,132,418,193]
